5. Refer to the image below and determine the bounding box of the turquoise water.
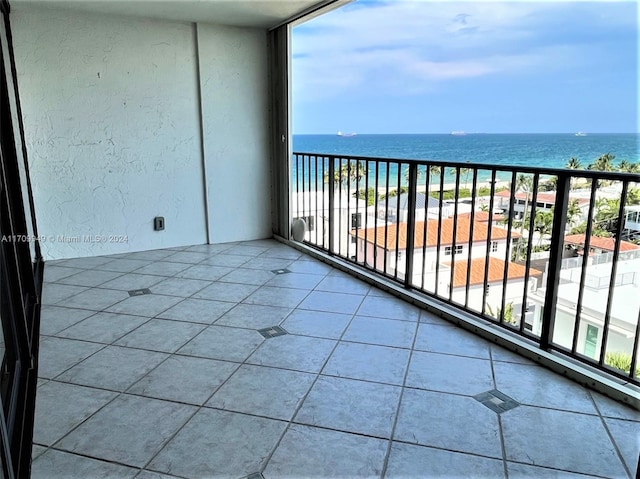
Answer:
[292,133,639,186]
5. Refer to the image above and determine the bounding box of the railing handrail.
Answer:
[292,151,640,182]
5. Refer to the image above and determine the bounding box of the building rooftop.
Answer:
[354,217,518,250]
[445,257,542,288]
[564,234,640,252]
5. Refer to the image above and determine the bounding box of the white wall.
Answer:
[197,24,271,243]
[12,7,208,259]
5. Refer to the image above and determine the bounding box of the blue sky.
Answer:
[292,0,638,134]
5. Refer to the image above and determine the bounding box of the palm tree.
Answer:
[588,153,615,172]
[618,160,639,173]
[515,174,533,260]
[567,199,582,227]
[566,157,582,170]
[324,160,366,191]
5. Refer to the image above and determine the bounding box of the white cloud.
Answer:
[292,0,636,100]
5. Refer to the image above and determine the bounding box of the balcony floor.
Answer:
[35,239,638,478]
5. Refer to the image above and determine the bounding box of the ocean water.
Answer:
[292,133,639,186]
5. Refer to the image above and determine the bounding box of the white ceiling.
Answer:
[10,0,336,28]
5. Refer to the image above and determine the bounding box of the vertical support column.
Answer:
[540,173,570,350]
[267,25,291,239]
[404,163,417,288]
[328,157,335,255]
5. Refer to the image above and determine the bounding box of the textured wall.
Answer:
[12,8,208,259]
[197,24,272,243]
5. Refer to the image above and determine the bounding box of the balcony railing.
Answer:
[292,152,640,386]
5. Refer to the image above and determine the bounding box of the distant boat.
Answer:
[575,132,587,137]
[450,131,467,136]
[337,131,356,137]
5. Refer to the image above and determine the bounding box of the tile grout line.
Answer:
[379,309,422,478]
[488,346,510,479]
[586,390,634,479]
[256,291,368,476]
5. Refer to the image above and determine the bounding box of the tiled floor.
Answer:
[34,239,639,479]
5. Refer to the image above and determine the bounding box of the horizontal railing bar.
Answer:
[293,151,640,182]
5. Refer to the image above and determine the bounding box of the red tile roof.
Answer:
[354,217,518,250]
[446,257,542,288]
[564,234,640,252]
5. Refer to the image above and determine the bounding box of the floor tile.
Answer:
[281,310,352,339]
[201,253,251,267]
[135,471,183,479]
[39,306,95,336]
[215,304,292,329]
[56,312,149,344]
[295,376,401,438]
[99,273,165,291]
[490,344,537,365]
[385,442,505,479]
[149,409,286,478]
[38,337,103,379]
[414,323,491,359]
[242,285,309,308]
[224,244,270,257]
[32,449,138,479]
[157,298,235,324]
[58,256,112,269]
[163,251,210,264]
[34,381,116,446]
[286,259,332,275]
[57,345,168,391]
[133,261,191,277]
[185,243,235,254]
[591,391,640,422]
[177,325,264,362]
[356,295,421,321]
[603,416,640,476]
[121,250,175,261]
[207,364,316,420]
[60,288,130,311]
[177,264,235,281]
[315,274,371,295]
[32,444,46,461]
[57,394,197,468]
[266,271,325,290]
[115,318,205,353]
[298,291,364,315]
[192,281,259,303]
[218,268,276,286]
[501,406,627,477]
[240,256,294,271]
[128,355,238,405]
[56,269,123,287]
[506,462,603,478]
[406,351,494,395]
[247,334,336,373]
[44,265,84,283]
[342,315,416,349]
[95,258,153,273]
[263,424,387,478]
[419,309,455,325]
[323,342,410,385]
[394,388,502,459]
[147,277,211,297]
[105,293,182,317]
[493,362,597,414]
[42,284,88,305]
[259,245,302,260]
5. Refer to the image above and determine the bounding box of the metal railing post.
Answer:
[328,156,335,255]
[539,173,570,350]
[405,163,418,288]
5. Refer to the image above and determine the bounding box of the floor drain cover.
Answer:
[128,288,151,296]
[258,325,288,339]
[474,389,520,414]
[271,268,291,275]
